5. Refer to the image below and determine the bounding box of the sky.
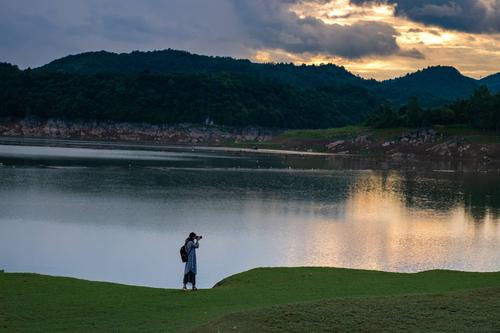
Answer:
[0,0,498,80]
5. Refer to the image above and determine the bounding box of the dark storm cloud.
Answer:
[231,0,417,58]
[0,0,419,68]
[350,0,500,33]
[0,0,245,68]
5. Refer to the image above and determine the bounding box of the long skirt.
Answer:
[183,271,196,285]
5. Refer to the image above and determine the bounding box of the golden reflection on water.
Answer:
[296,171,500,272]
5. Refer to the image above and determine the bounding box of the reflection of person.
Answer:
[183,232,201,291]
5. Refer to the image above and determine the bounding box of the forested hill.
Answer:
[1,49,498,129]
[38,50,369,89]
[378,66,479,106]
[0,62,378,128]
[37,49,497,107]
[480,73,500,93]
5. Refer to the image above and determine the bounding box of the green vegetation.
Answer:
[0,63,377,129]
[1,49,498,131]
[38,50,498,106]
[230,123,499,155]
[367,87,500,132]
[38,49,368,90]
[281,124,500,144]
[201,288,500,332]
[2,267,500,332]
[282,125,368,139]
[481,73,500,93]
[282,125,412,141]
[378,66,479,106]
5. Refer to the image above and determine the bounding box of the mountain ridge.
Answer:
[378,65,480,106]
[34,49,498,106]
[1,49,498,130]
[37,49,369,90]
[36,49,498,83]
[480,73,500,93]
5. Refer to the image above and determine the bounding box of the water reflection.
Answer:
[0,144,499,288]
[304,172,500,272]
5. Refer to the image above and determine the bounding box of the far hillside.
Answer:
[480,73,500,93]
[0,63,378,128]
[36,49,497,107]
[38,49,369,89]
[1,49,498,130]
[379,66,479,107]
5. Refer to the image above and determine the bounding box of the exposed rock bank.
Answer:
[0,118,275,145]
[0,118,498,168]
[325,128,499,168]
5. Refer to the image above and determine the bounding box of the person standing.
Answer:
[183,232,201,291]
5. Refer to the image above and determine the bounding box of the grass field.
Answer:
[1,267,500,332]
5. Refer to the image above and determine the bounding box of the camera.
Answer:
[197,235,203,240]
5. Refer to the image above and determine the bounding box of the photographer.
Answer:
[183,232,202,291]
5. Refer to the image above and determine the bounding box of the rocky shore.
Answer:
[324,128,499,168]
[0,118,498,168]
[0,118,275,145]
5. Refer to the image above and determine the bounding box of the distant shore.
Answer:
[1,117,499,169]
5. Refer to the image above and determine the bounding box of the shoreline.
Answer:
[2,135,500,173]
[2,266,500,290]
[0,136,333,157]
[0,117,499,170]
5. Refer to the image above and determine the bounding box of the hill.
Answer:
[379,66,479,107]
[481,73,500,93]
[0,63,378,128]
[2,50,497,129]
[38,49,370,89]
[37,50,486,107]
[1,268,500,332]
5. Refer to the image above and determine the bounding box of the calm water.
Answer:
[0,141,499,288]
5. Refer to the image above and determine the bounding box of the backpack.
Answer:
[179,239,192,262]
[180,245,188,263]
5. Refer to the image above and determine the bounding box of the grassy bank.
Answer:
[278,125,500,146]
[1,267,500,332]
[230,125,500,166]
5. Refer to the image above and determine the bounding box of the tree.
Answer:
[406,97,423,127]
[469,86,493,130]
[366,105,399,128]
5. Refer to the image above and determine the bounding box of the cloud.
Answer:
[0,0,419,68]
[0,0,497,80]
[350,0,500,33]
[0,0,247,68]
[400,47,426,59]
[231,0,412,59]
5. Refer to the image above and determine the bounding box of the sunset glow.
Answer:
[0,0,498,80]
[253,0,500,80]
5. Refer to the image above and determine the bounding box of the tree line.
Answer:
[366,86,500,131]
[0,63,378,128]
[1,62,498,130]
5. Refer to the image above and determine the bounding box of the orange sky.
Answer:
[0,0,498,80]
[250,0,500,80]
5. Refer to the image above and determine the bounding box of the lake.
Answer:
[0,140,499,288]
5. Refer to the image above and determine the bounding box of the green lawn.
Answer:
[201,287,500,332]
[1,267,500,332]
